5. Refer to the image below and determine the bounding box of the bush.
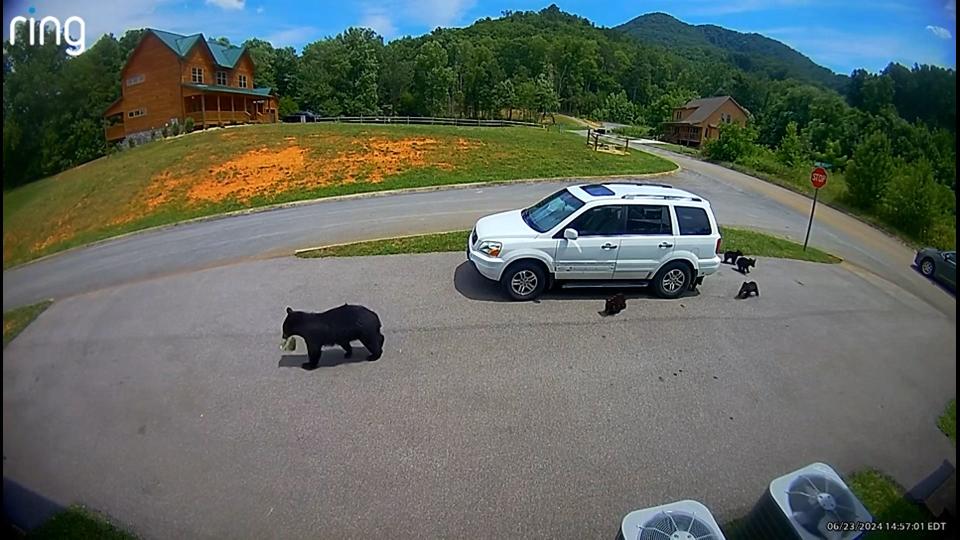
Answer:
[703,122,757,163]
[882,158,938,240]
[278,96,299,118]
[845,130,894,210]
[184,117,195,133]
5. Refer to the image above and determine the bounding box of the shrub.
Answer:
[845,130,893,210]
[882,158,937,240]
[703,122,757,163]
[184,117,195,133]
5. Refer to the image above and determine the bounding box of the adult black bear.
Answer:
[282,305,384,369]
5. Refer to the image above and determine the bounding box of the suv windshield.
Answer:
[521,189,585,232]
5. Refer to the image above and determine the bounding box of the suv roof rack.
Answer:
[621,194,702,202]
[605,181,674,189]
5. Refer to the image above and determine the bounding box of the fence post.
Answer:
[623,137,629,152]
[594,133,599,151]
[587,128,591,145]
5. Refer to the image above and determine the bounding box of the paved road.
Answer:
[4,156,955,318]
[4,253,955,539]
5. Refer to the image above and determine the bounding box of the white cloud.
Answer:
[926,25,953,39]
[406,0,475,28]
[205,0,244,10]
[359,7,397,38]
[263,26,319,47]
[946,0,956,21]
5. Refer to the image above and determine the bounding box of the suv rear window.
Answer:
[675,206,712,235]
[625,205,671,235]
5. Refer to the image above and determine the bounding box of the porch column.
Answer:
[231,95,235,123]
[217,95,221,125]
[201,95,206,127]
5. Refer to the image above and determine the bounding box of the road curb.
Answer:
[293,229,470,256]
[5,167,680,272]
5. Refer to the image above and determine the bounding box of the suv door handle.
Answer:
[659,242,674,248]
[601,243,618,250]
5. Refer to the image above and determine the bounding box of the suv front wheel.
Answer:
[652,261,692,299]
[500,261,547,301]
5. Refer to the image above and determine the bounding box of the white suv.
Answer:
[467,182,723,301]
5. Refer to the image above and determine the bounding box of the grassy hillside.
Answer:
[616,12,848,91]
[2,123,675,267]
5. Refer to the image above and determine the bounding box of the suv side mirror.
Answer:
[563,228,579,240]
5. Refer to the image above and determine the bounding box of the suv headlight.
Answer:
[478,241,502,257]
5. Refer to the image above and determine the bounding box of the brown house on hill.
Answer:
[104,29,278,142]
[662,96,749,147]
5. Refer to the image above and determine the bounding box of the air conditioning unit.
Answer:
[738,462,873,540]
[620,499,726,540]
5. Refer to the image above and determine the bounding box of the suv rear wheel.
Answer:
[652,261,691,299]
[500,261,547,301]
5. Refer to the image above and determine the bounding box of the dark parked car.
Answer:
[282,111,318,123]
[915,248,956,290]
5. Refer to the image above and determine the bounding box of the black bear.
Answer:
[735,281,760,299]
[282,304,384,369]
[736,257,756,274]
[599,293,627,316]
[723,250,743,265]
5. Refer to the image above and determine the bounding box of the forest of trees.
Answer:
[3,5,956,245]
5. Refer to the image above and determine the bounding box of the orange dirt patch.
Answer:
[123,136,478,209]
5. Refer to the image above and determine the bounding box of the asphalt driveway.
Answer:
[4,253,955,539]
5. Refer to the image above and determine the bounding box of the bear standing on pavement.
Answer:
[281,305,384,369]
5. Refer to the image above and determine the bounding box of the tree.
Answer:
[844,130,894,210]
[702,122,756,162]
[882,158,937,238]
[592,90,637,124]
[414,41,454,116]
[278,96,298,117]
[776,121,809,167]
[493,79,517,119]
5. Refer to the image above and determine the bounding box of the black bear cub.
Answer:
[599,293,627,316]
[736,257,757,274]
[282,305,384,369]
[723,250,743,265]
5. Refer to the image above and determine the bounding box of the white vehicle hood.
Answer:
[474,209,536,240]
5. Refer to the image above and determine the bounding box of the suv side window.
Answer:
[567,205,625,236]
[675,206,712,235]
[625,205,672,235]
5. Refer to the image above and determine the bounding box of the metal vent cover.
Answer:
[622,500,726,540]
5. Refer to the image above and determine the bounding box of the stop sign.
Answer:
[810,166,828,189]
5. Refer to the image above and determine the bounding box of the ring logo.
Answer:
[8,6,86,57]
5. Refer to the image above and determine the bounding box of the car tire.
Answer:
[652,261,692,299]
[500,261,547,301]
[919,257,936,277]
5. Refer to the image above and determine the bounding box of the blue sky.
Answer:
[4,0,956,74]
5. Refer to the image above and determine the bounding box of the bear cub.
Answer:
[282,304,384,369]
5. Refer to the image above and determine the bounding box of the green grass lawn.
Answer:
[297,226,839,264]
[939,399,956,444]
[721,226,841,264]
[25,506,135,540]
[3,300,52,348]
[3,123,676,268]
[847,470,936,540]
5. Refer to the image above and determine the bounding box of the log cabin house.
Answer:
[104,29,278,142]
[661,96,750,147]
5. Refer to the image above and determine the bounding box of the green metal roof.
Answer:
[147,28,247,69]
[182,83,273,97]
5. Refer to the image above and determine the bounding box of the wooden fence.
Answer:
[308,116,542,128]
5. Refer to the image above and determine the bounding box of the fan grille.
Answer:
[786,474,860,538]
[637,510,721,540]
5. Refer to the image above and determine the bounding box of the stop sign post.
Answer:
[803,166,828,251]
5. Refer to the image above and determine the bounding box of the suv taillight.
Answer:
[716,237,722,255]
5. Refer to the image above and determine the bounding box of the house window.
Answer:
[126,74,145,86]
[674,110,681,120]
[238,74,248,88]
[191,67,204,83]
[216,71,227,86]
[127,108,147,118]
